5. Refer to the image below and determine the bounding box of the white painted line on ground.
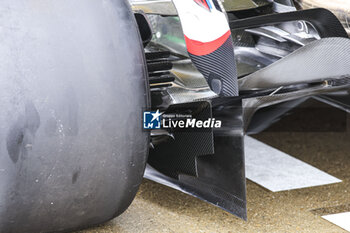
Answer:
[322,212,350,232]
[245,136,341,192]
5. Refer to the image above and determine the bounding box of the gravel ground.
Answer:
[78,104,350,233]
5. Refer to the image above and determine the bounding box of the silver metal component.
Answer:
[150,82,173,88]
[147,15,188,57]
[281,34,312,46]
[269,86,284,96]
[129,0,274,16]
[273,2,297,13]
[165,60,217,104]
[255,43,291,58]
[151,129,174,138]
[235,46,278,77]
[129,0,177,15]
[244,22,319,58]
[222,0,271,12]
[245,27,288,43]
[247,23,318,47]
[151,129,175,146]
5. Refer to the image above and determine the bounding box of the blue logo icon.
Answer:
[143,110,162,129]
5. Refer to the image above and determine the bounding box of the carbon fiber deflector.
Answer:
[146,98,247,220]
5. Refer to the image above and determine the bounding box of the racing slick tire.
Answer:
[0,0,149,232]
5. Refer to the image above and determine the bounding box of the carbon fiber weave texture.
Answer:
[189,37,239,97]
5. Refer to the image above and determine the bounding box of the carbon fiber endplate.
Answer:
[146,98,247,220]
